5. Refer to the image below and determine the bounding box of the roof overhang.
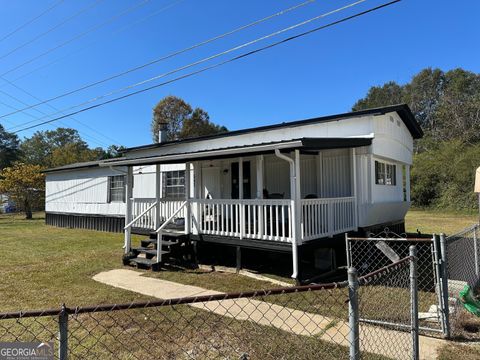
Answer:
[100,137,373,167]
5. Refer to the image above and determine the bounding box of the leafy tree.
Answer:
[0,124,20,170]
[102,145,126,159]
[179,108,227,139]
[0,163,44,219]
[352,81,404,111]
[49,143,105,168]
[152,96,192,142]
[21,128,90,167]
[353,67,480,211]
[152,96,227,142]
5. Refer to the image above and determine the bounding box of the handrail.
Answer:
[155,201,187,233]
[124,201,157,230]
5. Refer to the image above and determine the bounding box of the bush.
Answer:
[411,140,480,211]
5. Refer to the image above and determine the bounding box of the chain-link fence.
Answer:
[0,256,419,360]
[445,224,480,339]
[346,232,448,337]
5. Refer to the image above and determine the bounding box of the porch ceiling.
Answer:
[100,137,373,167]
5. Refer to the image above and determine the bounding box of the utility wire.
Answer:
[0,75,119,145]
[0,0,64,43]
[7,0,364,129]
[2,0,185,87]
[0,0,314,119]
[0,0,150,78]
[11,0,401,134]
[0,0,105,62]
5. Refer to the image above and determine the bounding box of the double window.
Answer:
[375,161,396,186]
[108,175,126,202]
[162,170,185,199]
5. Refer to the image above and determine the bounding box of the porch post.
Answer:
[256,155,264,199]
[256,155,264,237]
[351,148,358,230]
[406,165,411,202]
[155,164,161,229]
[124,166,133,254]
[239,157,244,239]
[192,162,201,235]
[294,150,302,244]
[185,162,191,235]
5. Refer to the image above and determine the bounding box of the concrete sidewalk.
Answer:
[94,269,444,359]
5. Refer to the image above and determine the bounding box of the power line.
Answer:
[0,0,314,120]
[1,0,186,87]
[0,0,105,63]
[0,0,150,78]
[0,0,64,44]
[11,0,401,134]
[0,75,120,146]
[7,0,365,129]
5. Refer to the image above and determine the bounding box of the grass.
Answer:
[405,208,478,235]
[1,209,479,358]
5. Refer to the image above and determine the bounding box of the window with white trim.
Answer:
[108,175,125,202]
[375,161,396,186]
[162,170,185,199]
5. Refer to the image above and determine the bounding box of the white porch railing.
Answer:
[131,198,186,230]
[191,199,293,242]
[130,197,356,242]
[301,196,356,241]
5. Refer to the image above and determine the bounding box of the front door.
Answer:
[231,161,251,199]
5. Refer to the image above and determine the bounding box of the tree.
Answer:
[21,128,90,167]
[0,124,20,170]
[152,96,228,142]
[102,145,126,159]
[352,81,404,112]
[20,128,110,168]
[152,96,192,142]
[179,108,227,139]
[0,163,45,219]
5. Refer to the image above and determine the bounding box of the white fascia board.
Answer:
[100,140,303,167]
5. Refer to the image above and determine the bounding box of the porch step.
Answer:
[141,238,179,247]
[149,230,186,239]
[129,257,161,269]
[133,247,170,257]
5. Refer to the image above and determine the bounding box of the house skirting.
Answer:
[45,212,125,233]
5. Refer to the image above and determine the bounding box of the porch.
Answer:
[103,137,369,278]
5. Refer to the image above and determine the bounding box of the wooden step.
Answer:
[149,230,186,239]
[129,257,160,267]
[140,239,179,247]
[133,247,170,256]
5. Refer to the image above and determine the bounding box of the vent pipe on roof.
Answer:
[157,121,168,143]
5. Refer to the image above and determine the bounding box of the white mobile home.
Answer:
[44,104,423,280]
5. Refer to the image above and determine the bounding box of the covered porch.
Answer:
[103,137,370,277]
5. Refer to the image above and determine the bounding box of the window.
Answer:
[375,161,396,186]
[162,170,185,199]
[108,175,125,202]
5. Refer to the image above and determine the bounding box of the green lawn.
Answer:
[1,209,478,358]
[405,208,478,235]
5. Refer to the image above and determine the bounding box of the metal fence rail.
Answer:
[0,258,419,360]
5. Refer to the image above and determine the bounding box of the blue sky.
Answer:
[0,0,478,148]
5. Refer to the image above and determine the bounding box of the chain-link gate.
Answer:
[346,228,450,337]
[445,224,480,339]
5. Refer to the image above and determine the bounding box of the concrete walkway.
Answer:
[94,269,445,359]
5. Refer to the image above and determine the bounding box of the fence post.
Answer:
[348,267,360,360]
[439,233,451,338]
[58,304,68,360]
[473,227,479,277]
[432,234,447,336]
[409,246,419,360]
